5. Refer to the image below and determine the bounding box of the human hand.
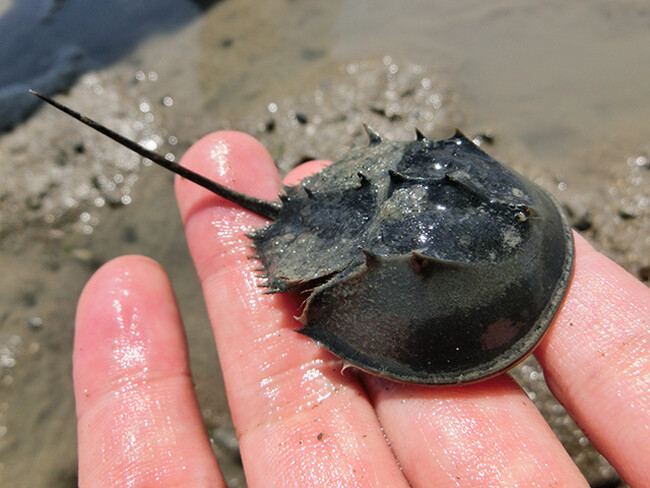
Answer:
[73,131,650,487]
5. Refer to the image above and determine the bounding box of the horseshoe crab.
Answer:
[31,91,574,385]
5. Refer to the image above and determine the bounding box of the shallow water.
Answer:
[0,0,215,132]
[0,1,648,486]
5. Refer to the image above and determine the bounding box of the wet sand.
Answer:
[0,1,648,486]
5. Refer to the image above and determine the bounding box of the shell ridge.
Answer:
[363,123,383,145]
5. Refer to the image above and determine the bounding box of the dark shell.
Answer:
[31,92,574,385]
[252,130,574,384]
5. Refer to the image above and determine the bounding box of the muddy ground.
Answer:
[0,1,648,487]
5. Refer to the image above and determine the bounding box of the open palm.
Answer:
[73,131,650,487]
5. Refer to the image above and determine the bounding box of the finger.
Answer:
[283,160,330,186]
[535,233,650,487]
[175,132,411,487]
[74,256,225,488]
[364,374,587,487]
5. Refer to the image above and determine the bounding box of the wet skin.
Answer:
[74,132,650,487]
